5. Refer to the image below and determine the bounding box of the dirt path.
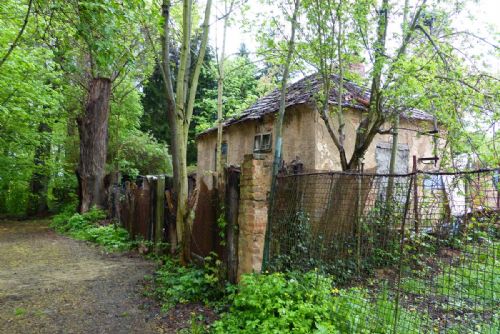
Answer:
[0,219,164,334]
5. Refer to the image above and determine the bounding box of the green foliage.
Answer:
[0,0,157,216]
[75,225,131,251]
[194,54,265,134]
[47,170,79,213]
[212,271,427,334]
[267,211,322,272]
[149,254,226,311]
[51,208,132,252]
[213,272,337,333]
[140,64,171,144]
[0,0,64,216]
[140,46,218,165]
[216,210,227,246]
[402,240,500,312]
[268,204,403,284]
[178,313,209,334]
[141,46,266,165]
[14,307,27,317]
[109,129,172,179]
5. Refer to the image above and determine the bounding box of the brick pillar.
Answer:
[237,154,271,279]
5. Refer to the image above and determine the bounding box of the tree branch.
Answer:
[162,0,176,107]
[0,0,34,70]
[415,24,449,69]
[185,0,213,123]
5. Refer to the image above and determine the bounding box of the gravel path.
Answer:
[0,219,164,334]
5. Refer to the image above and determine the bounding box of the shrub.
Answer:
[110,130,172,179]
[50,207,132,251]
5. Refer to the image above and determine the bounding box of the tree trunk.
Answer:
[348,0,389,171]
[270,0,301,180]
[159,0,212,264]
[336,2,347,170]
[28,122,51,216]
[175,123,190,264]
[386,114,399,202]
[216,0,229,193]
[77,77,112,213]
[265,0,301,267]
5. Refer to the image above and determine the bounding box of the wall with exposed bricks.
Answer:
[237,154,272,279]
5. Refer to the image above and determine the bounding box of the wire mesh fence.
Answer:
[265,169,499,333]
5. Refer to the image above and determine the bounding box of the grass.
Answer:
[14,307,26,317]
[401,242,499,306]
[397,240,499,332]
[436,243,499,309]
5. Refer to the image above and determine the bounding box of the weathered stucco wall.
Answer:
[313,109,438,172]
[196,105,317,190]
[198,105,438,185]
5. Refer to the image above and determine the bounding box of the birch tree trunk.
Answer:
[160,0,212,264]
[270,0,301,180]
[336,1,348,170]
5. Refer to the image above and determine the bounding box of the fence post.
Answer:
[155,176,165,252]
[412,156,420,233]
[393,171,414,334]
[356,165,363,274]
[226,168,240,283]
[239,155,271,278]
[148,176,156,241]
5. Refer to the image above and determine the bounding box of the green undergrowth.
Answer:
[50,207,132,252]
[147,253,229,312]
[211,271,427,334]
[403,241,499,308]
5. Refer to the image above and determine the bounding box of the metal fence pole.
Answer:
[356,166,363,274]
[393,174,414,334]
[412,156,420,233]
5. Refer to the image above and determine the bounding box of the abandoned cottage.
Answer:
[195,74,439,277]
[197,74,438,184]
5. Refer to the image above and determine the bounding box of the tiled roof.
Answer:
[198,74,434,136]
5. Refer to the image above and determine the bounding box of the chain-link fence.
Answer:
[265,169,499,333]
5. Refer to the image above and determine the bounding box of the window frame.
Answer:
[423,174,444,190]
[253,133,272,153]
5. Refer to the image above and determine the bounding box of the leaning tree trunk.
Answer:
[77,78,112,213]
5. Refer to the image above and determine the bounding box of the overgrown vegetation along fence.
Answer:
[265,169,499,333]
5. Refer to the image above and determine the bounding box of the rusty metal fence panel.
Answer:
[119,176,169,242]
[118,170,240,268]
[266,169,499,333]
